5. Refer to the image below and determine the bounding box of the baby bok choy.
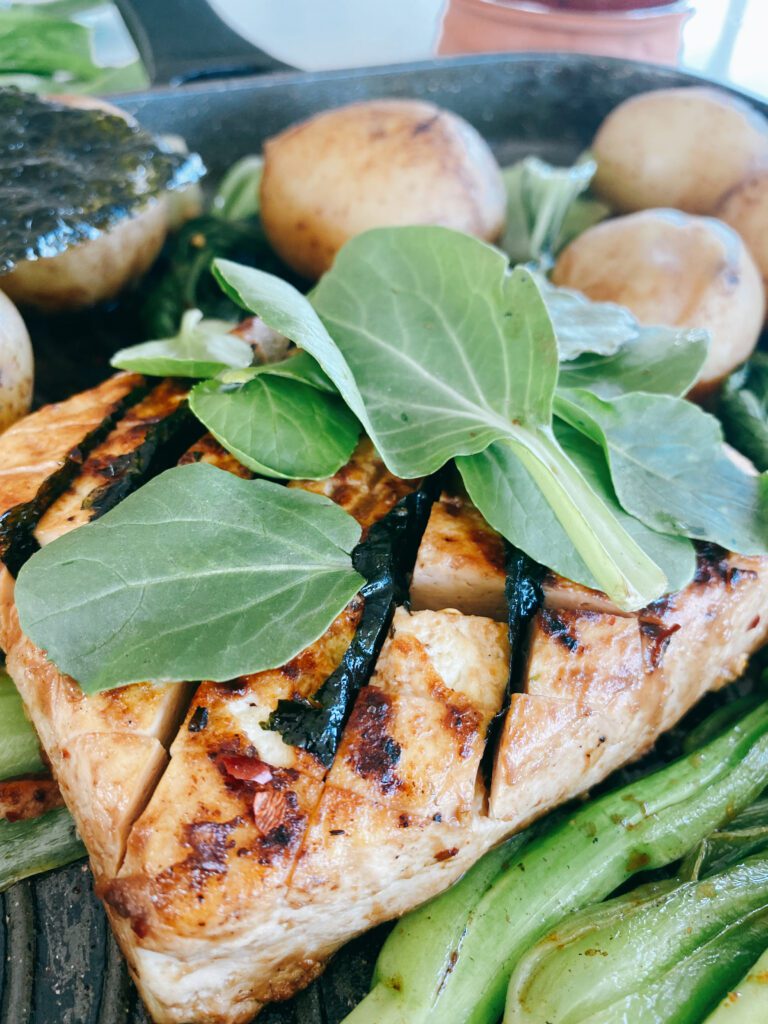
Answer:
[703,946,768,1023]
[0,670,43,780]
[343,699,768,1024]
[504,856,768,1023]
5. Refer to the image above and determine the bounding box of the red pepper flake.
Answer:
[435,847,459,862]
[219,754,274,785]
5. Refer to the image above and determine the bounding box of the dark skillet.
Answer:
[3,7,767,1020]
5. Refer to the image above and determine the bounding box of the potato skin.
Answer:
[593,87,768,214]
[552,209,765,392]
[717,172,768,301]
[1,198,168,312]
[260,99,506,280]
[0,290,33,432]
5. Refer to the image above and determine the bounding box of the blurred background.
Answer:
[0,0,765,97]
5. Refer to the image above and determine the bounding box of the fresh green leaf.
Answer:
[558,194,611,250]
[215,236,667,610]
[556,389,768,553]
[0,672,43,779]
[0,89,204,273]
[500,157,595,265]
[111,309,252,378]
[213,155,264,221]
[189,375,359,479]
[0,806,84,893]
[218,350,336,394]
[559,325,709,399]
[15,464,364,692]
[458,423,695,596]
[538,277,641,360]
[0,16,99,80]
[719,353,768,472]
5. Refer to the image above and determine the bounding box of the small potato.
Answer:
[0,290,33,432]
[717,172,768,300]
[593,87,768,214]
[260,99,506,279]
[1,198,169,312]
[552,209,765,393]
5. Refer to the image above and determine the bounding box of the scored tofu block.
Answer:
[330,608,509,821]
[0,372,146,565]
[34,379,192,546]
[641,548,768,732]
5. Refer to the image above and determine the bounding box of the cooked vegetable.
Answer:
[270,477,436,763]
[592,87,768,214]
[0,90,204,310]
[552,209,765,391]
[717,171,768,300]
[260,98,506,279]
[0,805,83,892]
[15,465,364,692]
[703,947,768,1023]
[504,857,768,1024]
[0,288,32,431]
[345,699,768,1024]
[681,793,768,881]
[0,671,43,779]
[719,353,768,471]
[212,155,264,222]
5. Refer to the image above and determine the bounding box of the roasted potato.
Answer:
[552,209,765,393]
[593,87,768,215]
[0,290,33,432]
[260,98,506,279]
[1,94,171,312]
[717,172,768,301]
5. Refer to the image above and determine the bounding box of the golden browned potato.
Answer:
[0,94,170,312]
[260,98,506,279]
[717,172,768,300]
[0,290,33,432]
[552,209,765,393]
[593,87,768,214]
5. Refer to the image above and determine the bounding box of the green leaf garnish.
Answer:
[556,389,768,554]
[15,464,364,692]
[719,354,768,472]
[457,425,695,596]
[212,155,263,222]
[111,309,252,378]
[189,375,360,479]
[215,233,667,611]
[559,325,709,399]
[217,350,336,393]
[0,89,204,273]
[0,671,44,780]
[539,278,641,360]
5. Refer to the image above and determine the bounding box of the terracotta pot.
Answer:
[438,0,693,66]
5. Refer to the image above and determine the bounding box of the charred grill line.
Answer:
[268,476,441,767]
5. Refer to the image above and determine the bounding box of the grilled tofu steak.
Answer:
[1,385,767,1023]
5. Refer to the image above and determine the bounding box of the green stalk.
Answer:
[0,806,84,892]
[703,946,768,1023]
[509,428,667,610]
[344,700,768,1024]
[504,857,768,1023]
[0,671,43,779]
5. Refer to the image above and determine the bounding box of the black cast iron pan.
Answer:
[3,6,767,1019]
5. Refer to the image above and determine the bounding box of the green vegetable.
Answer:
[212,155,264,222]
[555,388,768,554]
[0,805,84,892]
[558,325,709,399]
[719,353,768,471]
[111,309,252,379]
[458,423,696,595]
[189,374,360,479]
[681,795,768,881]
[537,278,641,360]
[15,464,364,692]
[345,700,768,1024]
[0,89,203,273]
[347,833,533,1024]
[504,857,768,1024]
[214,238,668,611]
[0,672,43,779]
[703,946,768,1023]
[0,13,97,81]
[501,157,604,266]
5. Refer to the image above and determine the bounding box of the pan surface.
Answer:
[3,51,765,1024]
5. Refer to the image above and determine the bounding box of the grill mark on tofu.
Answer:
[539,608,582,651]
[178,434,253,479]
[0,372,147,570]
[34,380,194,546]
[343,687,402,794]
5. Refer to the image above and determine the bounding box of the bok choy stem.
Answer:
[0,806,84,892]
[0,671,43,780]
